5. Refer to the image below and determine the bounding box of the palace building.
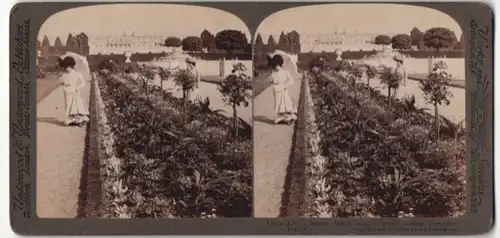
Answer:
[88,31,180,54]
[259,30,388,53]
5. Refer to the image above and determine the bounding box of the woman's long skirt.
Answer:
[64,90,89,123]
[273,89,297,123]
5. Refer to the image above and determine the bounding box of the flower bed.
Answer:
[96,72,252,218]
[306,71,465,218]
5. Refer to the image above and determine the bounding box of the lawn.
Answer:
[408,73,465,88]
[252,70,271,97]
[36,73,60,103]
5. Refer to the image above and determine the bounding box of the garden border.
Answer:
[278,75,307,217]
[82,74,104,218]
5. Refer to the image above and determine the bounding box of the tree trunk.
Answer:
[353,79,357,101]
[388,87,392,108]
[367,78,371,99]
[160,78,164,99]
[233,104,238,139]
[183,90,188,122]
[434,102,440,141]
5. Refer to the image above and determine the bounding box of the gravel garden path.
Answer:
[36,82,91,218]
[151,78,253,124]
[253,75,302,218]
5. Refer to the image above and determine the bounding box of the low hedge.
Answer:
[96,73,252,218]
[306,71,465,218]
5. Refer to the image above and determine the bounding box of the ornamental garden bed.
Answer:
[91,71,252,218]
[304,70,466,218]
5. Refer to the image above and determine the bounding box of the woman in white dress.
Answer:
[185,56,201,102]
[57,56,89,126]
[393,55,407,98]
[268,55,298,124]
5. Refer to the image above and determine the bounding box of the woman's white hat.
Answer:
[393,54,404,63]
[185,56,196,64]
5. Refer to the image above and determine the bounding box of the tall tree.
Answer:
[65,33,75,50]
[287,30,300,54]
[41,35,51,57]
[391,34,412,50]
[76,32,90,55]
[255,34,264,45]
[200,29,215,50]
[181,36,203,52]
[41,35,50,47]
[410,27,423,46]
[423,27,458,51]
[278,31,287,45]
[54,36,64,54]
[374,34,391,50]
[214,29,248,53]
[267,35,276,47]
[164,37,182,52]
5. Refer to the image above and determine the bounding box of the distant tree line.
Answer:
[374,27,464,51]
[253,30,301,55]
[37,32,90,57]
[164,29,252,54]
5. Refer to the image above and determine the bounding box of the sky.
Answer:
[256,3,463,38]
[38,4,251,43]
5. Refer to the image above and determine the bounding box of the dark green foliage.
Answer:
[97,73,252,218]
[214,30,248,53]
[423,27,458,51]
[391,34,412,50]
[181,36,203,52]
[307,68,465,218]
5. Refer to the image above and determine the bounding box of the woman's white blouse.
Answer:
[59,71,84,93]
[269,69,293,92]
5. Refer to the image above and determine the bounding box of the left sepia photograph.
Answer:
[36,4,253,219]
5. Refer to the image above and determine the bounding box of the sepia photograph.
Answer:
[253,3,466,218]
[36,4,253,219]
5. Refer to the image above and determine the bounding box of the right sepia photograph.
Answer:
[253,3,465,218]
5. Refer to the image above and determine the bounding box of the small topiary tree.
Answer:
[374,35,391,50]
[423,27,458,51]
[391,34,412,50]
[365,64,378,98]
[165,37,182,52]
[379,65,402,109]
[173,69,197,120]
[218,63,252,138]
[348,65,364,101]
[158,67,173,98]
[138,64,156,100]
[335,60,353,81]
[419,61,454,140]
[182,36,203,52]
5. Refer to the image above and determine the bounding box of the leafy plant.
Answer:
[97,72,252,218]
[164,37,182,51]
[182,36,203,52]
[305,67,465,218]
[422,27,458,51]
[214,30,249,53]
[365,64,377,98]
[218,63,252,138]
[391,34,412,50]
[379,65,401,109]
[419,61,454,140]
[173,69,197,119]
